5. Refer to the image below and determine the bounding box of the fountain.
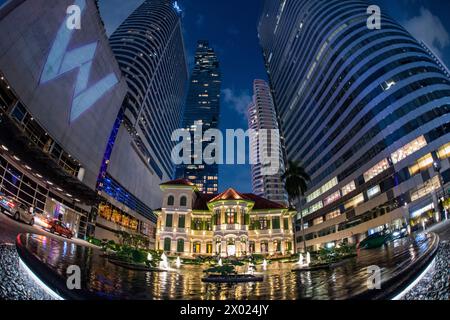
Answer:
[306,252,311,266]
[247,261,255,275]
[297,253,304,266]
[218,258,223,266]
[176,256,181,268]
[262,259,267,270]
[147,252,153,262]
[159,253,169,270]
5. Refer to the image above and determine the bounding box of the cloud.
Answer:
[403,7,450,58]
[222,88,252,116]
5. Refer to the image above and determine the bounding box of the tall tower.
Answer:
[176,41,221,194]
[248,80,288,205]
[109,0,188,180]
[259,0,450,251]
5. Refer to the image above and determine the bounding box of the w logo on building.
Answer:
[39,0,118,123]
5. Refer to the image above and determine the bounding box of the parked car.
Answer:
[388,228,408,242]
[0,194,34,225]
[48,219,73,239]
[357,230,391,249]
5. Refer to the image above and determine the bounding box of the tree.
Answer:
[282,160,311,253]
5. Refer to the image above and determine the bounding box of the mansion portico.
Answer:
[155,179,295,257]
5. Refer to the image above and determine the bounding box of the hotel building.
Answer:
[258,0,450,251]
[248,79,288,205]
[155,179,295,257]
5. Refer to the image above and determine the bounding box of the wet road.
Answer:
[16,232,437,300]
[0,211,95,248]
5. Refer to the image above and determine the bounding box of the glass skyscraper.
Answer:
[248,79,288,205]
[109,0,188,180]
[258,0,450,251]
[176,41,221,194]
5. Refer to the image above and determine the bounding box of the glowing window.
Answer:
[313,217,324,225]
[341,181,356,196]
[438,142,450,160]
[306,177,338,203]
[364,159,390,182]
[411,176,441,202]
[344,194,364,210]
[324,191,341,206]
[391,136,427,164]
[325,210,341,220]
[367,185,381,199]
[409,153,433,176]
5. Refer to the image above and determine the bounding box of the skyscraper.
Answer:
[109,0,188,181]
[176,41,221,194]
[259,0,450,251]
[248,79,288,205]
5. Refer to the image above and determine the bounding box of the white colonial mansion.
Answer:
[155,179,296,257]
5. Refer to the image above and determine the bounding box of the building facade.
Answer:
[258,0,450,251]
[156,179,295,257]
[0,0,130,239]
[108,0,188,183]
[175,41,221,194]
[94,0,190,245]
[248,79,288,205]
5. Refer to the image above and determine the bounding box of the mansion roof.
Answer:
[193,188,287,211]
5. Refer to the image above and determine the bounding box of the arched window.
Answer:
[167,195,174,206]
[163,238,171,252]
[180,196,187,206]
[177,239,184,253]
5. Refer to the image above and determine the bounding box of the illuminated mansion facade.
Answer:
[155,179,295,257]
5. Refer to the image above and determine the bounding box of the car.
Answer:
[388,228,408,242]
[47,219,73,239]
[0,194,34,225]
[357,230,391,250]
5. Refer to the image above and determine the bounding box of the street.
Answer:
[0,211,96,248]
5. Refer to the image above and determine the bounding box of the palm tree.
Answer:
[282,160,311,253]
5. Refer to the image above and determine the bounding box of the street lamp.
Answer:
[433,161,447,220]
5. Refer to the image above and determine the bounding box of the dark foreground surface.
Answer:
[5,231,438,300]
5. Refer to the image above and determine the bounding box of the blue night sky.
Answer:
[99,0,450,193]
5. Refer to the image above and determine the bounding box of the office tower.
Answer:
[109,0,188,181]
[176,41,221,194]
[248,79,288,205]
[258,0,450,251]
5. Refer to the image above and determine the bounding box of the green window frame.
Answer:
[178,215,185,228]
[166,214,173,227]
[163,238,171,251]
[177,239,184,253]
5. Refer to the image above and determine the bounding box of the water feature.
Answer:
[262,259,267,270]
[159,253,169,270]
[16,233,436,300]
[297,253,304,266]
[218,258,223,266]
[175,256,181,268]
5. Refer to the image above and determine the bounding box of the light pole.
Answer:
[433,161,447,221]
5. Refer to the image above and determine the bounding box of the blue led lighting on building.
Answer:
[100,175,157,223]
[39,0,118,123]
